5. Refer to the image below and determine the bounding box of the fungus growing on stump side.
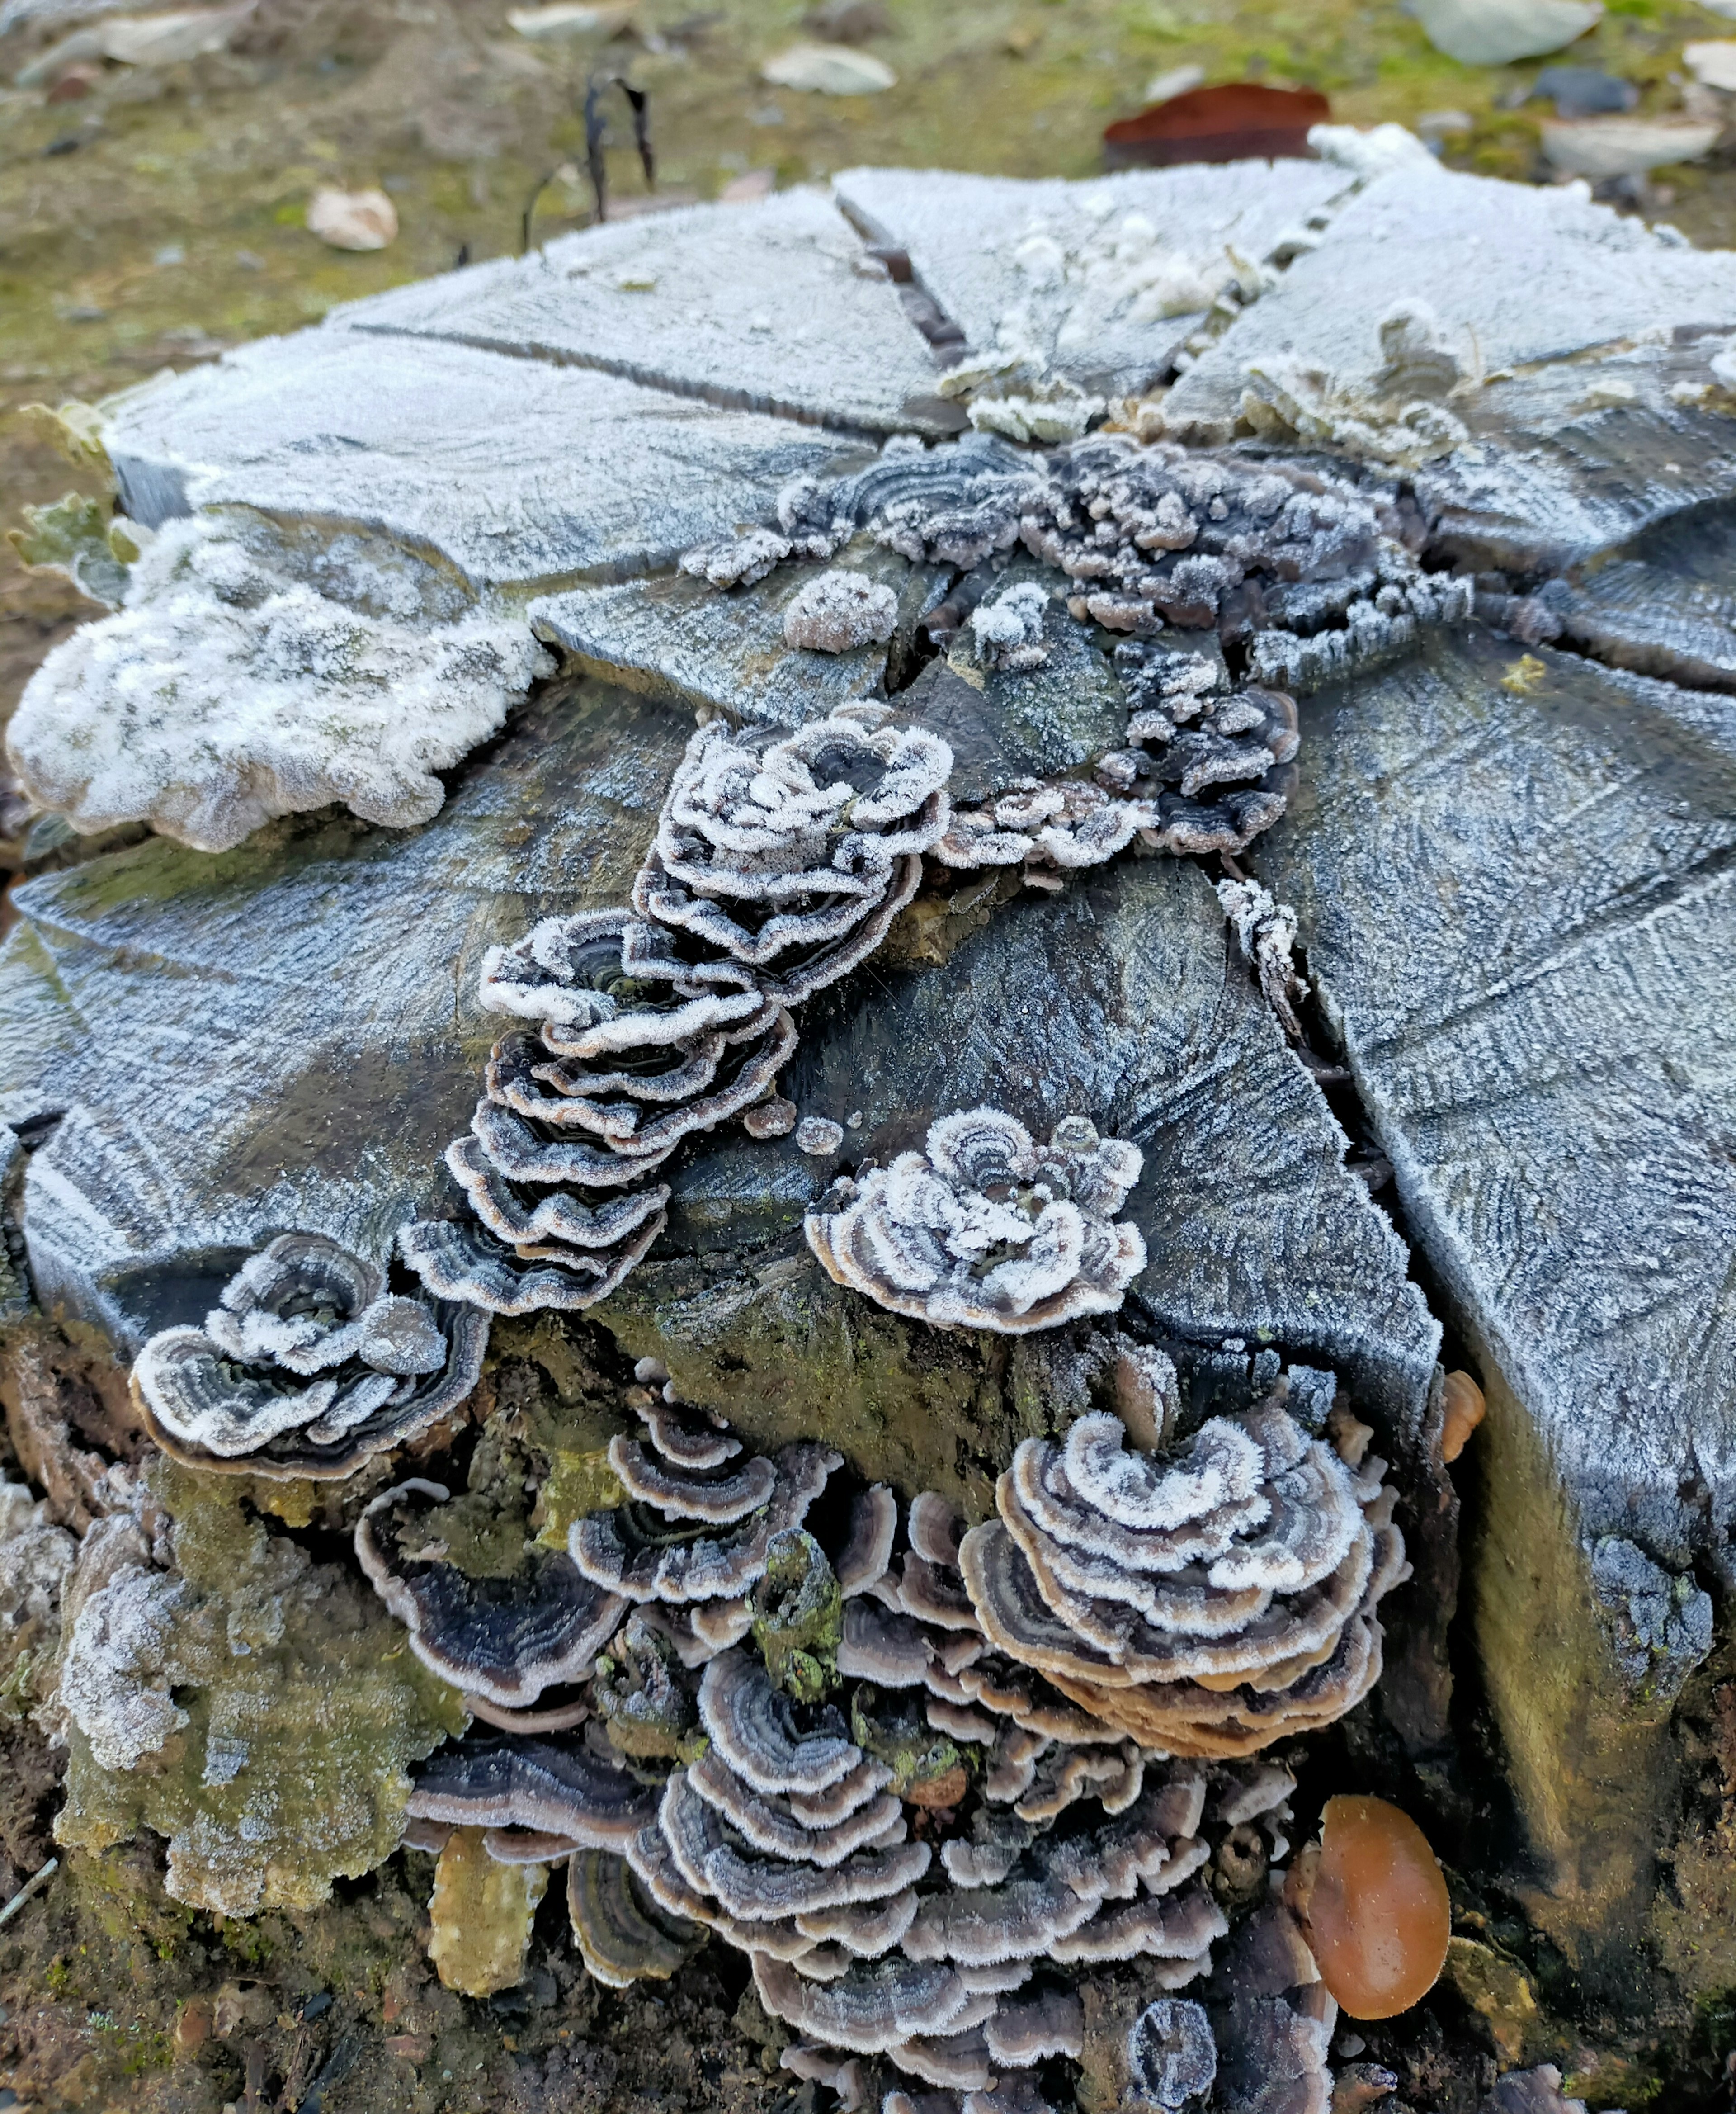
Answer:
[132,1233,486,1480]
[957,1369,1408,1755]
[356,1478,626,1707]
[805,1107,1146,1332]
[1126,1995,1217,2109]
[1293,1794,1450,2019]
[566,1846,704,1988]
[569,1387,841,1607]
[381,1400,1382,2088]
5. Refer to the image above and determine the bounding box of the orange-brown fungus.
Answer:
[1304,1795,1450,2019]
[1439,1370,1487,1465]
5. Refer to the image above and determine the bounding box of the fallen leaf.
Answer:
[1104,81,1330,168]
[307,187,398,251]
[760,42,896,94]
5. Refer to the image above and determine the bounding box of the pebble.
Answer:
[760,42,896,94]
[1540,114,1720,178]
[1685,40,1736,94]
[1530,64,1638,117]
[307,186,398,251]
[1410,0,1603,68]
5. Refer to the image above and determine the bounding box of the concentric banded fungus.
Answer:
[405,709,954,1317]
[571,1400,841,1605]
[132,1233,486,1480]
[629,708,952,1006]
[806,1108,1146,1332]
[957,1370,1408,1755]
[688,431,1470,876]
[1208,1898,1335,2114]
[407,1730,660,1848]
[357,1479,626,1707]
[566,1847,703,1987]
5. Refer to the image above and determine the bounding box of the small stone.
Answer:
[307,187,398,253]
[782,569,898,653]
[1415,108,1474,137]
[795,1117,844,1156]
[1410,0,1604,68]
[1530,64,1638,116]
[744,1095,797,1140]
[760,42,896,94]
[1540,114,1720,179]
[1685,39,1736,93]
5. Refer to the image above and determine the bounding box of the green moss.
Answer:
[850,1685,964,1802]
[56,1460,467,1919]
[750,1530,843,1704]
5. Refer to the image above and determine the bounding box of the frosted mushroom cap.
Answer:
[1301,1793,1450,2019]
[132,1233,486,1478]
[1126,1996,1217,2109]
[805,1106,1146,1333]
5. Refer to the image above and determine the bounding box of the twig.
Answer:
[0,1855,56,1927]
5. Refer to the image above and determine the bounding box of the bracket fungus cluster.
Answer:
[684,430,1472,882]
[402,706,953,1315]
[130,1233,487,1480]
[345,1359,1424,2103]
[805,1107,1147,1333]
[958,1371,1408,1756]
